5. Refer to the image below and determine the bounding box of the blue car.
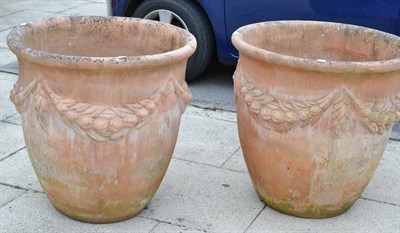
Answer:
[107,0,400,80]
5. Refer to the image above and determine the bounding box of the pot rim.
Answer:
[232,20,400,74]
[7,16,197,70]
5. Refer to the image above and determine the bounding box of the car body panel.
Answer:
[195,0,229,63]
[109,0,400,64]
[112,0,129,16]
[225,0,400,59]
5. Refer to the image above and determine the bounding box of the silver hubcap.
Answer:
[144,9,189,31]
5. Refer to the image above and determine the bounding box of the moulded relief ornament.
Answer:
[233,69,400,135]
[10,78,192,141]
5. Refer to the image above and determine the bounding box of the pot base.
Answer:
[49,199,150,224]
[259,194,357,219]
[54,208,141,224]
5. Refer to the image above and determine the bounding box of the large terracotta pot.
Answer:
[7,16,196,223]
[232,21,400,218]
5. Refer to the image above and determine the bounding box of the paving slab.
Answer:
[60,2,107,16]
[139,159,265,233]
[174,111,240,167]
[0,48,16,66]
[0,9,60,31]
[246,198,400,233]
[0,79,17,120]
[0,122,25,161]
[0,192,158,233]
[2,114,21,125]
[0,184,25,208]
[1,0,91,15]
[0,72,17,82]
[150,223,205,233]
[0,29,12,48]
[362,140,400,205]
[0,3,23,17]
[222,148,247,173]
[0,149,41,192]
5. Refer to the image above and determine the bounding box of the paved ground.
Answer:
[0,0,399,232]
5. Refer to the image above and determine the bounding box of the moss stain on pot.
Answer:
[259,192,358,218]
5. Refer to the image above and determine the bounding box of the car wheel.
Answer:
[133,0,214,81]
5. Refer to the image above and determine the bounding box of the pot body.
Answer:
[232,21,400,218]
[8,16,195,223]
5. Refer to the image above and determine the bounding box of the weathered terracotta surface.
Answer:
[7,16,196,223]
[232,21,400,218]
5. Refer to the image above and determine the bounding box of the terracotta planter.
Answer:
[7,16,196,223]
[232,21,400,218]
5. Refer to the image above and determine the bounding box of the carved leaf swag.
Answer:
[234,71,400,135]
[10,78,192,141]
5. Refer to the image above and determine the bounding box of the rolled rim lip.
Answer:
[6,16,197,70]
[232,20,400,74]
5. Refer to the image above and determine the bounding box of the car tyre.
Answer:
[133,0,214,80]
